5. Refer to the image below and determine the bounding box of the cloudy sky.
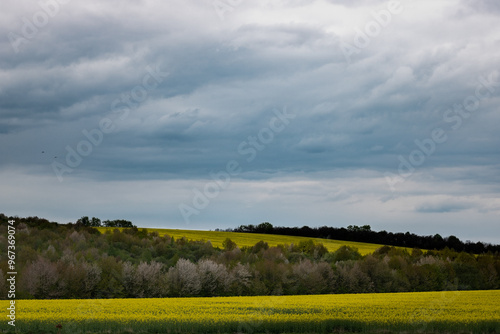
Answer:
[1,0,499,243]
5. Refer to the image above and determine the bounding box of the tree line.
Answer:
[0,215,499,300]
[76,216,135,228]
[230,223,500,254]
[0,214,135,229]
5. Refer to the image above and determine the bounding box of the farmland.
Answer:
[3,290,499,333]
[97,227,391,255]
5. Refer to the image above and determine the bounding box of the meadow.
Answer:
[97,227,391,255]
[3,290,499,333]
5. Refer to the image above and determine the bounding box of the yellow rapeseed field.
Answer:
[3,290,499,333]
[97,227,390,255]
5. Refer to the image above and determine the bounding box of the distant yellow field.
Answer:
[97,227,389,255]
[8,290,500,333]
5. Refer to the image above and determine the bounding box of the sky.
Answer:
[1,0,499,243]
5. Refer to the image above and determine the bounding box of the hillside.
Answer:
[97,227,390,255]
[231,223,500,254]
[1,215,499,300]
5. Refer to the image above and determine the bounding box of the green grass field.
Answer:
[98,227,401,255]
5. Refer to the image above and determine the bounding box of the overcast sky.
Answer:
[1,0,499,243]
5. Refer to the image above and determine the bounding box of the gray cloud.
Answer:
[461,0,500,14]
[1,0,499,242]
[416,201,473,213]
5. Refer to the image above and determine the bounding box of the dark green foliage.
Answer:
[327,245,362,262]
[103,219,135,227]
[222,237,237,251]
[75,216,136,228]
[76,216,90,226]
[256,221,273,233]
[251,240,269,253]
[347,224,371,232]
[291,240,328,259]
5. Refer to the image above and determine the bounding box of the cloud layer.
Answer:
[1,0,499,242]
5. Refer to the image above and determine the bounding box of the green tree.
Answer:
[330,245,362,262]
[251,240,269,254]
[257,222,273,233]
[222,238,237,251]
[90,217,101,227]
[76,216,90,226]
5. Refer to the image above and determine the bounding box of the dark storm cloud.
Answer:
[1,0,499,241]
[416,201,473,213]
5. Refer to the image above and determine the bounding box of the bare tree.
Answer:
[82,262,102,297]
[60,248,76,265]
[167,259,200,296]
[198,259,229,296]
[229,263,252,295]
[122,261,136,297]
[21,258,59,298]
[135,261,164,297]
[335,261,373,293]
[69,230,86,244]
[290,259,330,294]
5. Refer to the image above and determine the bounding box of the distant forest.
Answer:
[1,214,499,300]
[229,222,500,254]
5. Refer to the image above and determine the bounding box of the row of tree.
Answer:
[0,214,135,229]
[230,223,500,254]
[0,217,499,299]
[76,216,135,228]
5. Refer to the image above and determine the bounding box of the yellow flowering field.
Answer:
[2,290,499,333]
[97,227,391,255]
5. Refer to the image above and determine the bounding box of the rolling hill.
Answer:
[97,227,398,255]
